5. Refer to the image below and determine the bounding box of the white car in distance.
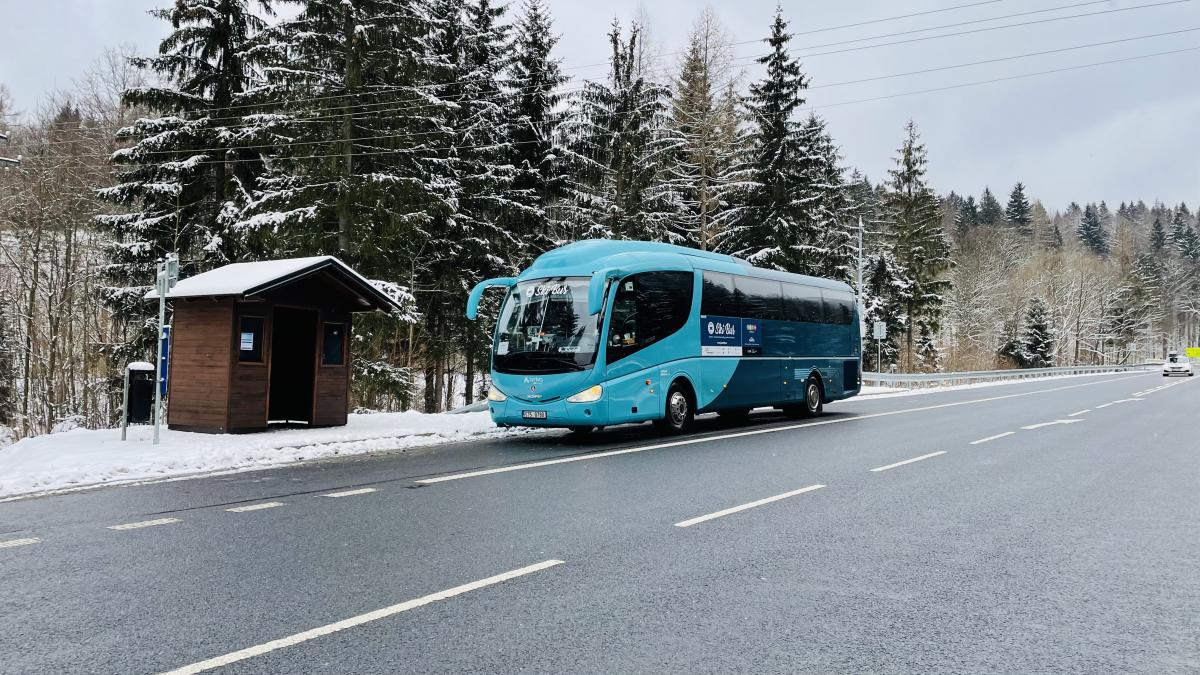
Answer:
[1162,352,1193,377]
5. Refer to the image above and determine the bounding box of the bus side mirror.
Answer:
[465,277,517,320]
[588,270,620,316]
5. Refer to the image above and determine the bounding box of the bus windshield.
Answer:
[493,277,601,374]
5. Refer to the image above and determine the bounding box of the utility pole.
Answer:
[0,132,21,167]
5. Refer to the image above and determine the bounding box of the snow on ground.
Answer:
[0,411,526,500]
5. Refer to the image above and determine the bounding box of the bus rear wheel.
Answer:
[802,376,824,417]
[655,382,694,434]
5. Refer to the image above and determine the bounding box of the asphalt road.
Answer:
[2,371,1198,674]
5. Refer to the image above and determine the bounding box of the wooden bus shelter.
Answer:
[145,256,400,433]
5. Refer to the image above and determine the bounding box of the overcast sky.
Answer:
[2,0,1197,210]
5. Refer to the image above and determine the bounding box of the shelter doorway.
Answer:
[269,307,318,423]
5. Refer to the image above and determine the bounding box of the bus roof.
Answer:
[524,239,853,292]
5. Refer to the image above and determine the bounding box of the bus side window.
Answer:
[701,271,737,316]
[607,271,694,364]
[783,283,823,323]
[822,290,855,325]
[734,277,783,320]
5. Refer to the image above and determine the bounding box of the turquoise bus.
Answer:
[466,240,861,433]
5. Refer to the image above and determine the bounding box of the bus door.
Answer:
[603,272,693,422]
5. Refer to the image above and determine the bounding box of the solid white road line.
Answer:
[869,451,946,473]
[226,502,284,513]
[322,488,377,498]
[416,374,1146,485]
[107,517,181,531]
[1111,398,1145,404]
[969,431,1015,445]
[158,559,565,675]
[1068,409,1090,417]
[1020,419,1084,430]
[673,484,826,528]
[1095,402,1114,409]
[0,537,40,549]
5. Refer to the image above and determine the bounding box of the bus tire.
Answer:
[655,381,694,434]
[801,375,824,418]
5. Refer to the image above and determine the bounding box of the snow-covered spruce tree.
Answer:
[862,252,909,372]
[1004,182,1032,234]
[244,1,435,409]
[97,0,273,368]
[955,195,979,240]
[1049,223,1064,249]
[560,20,675,242]
[978,187,1003,227]
[506,0,568,261]
[665,8,746,251]
[241,0,439,270]
[1017,297,1056,367]
[1077,203,1109,256]
[916,322,941,372]
[883,121,951,371]
[1150,215,1167,251]
[714,9,825,273]
[1169,209,1200,260]
[801,113,856,285]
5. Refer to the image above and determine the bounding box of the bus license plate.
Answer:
[522,410,548,419]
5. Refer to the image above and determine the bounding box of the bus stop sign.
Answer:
[873,321,887,340]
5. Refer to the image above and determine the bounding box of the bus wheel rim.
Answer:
[669,391,688,425]
[807,383,819,410]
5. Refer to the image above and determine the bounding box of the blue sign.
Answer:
[700,315,742,356]
[159,325,171,396]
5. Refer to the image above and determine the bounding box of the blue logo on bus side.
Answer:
[701,316,740,348]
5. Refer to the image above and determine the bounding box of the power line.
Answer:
[18,44,1196,166]
[18,0,1193,144]
[17,0,1189,134]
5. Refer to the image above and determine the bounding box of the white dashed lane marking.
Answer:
[1068,409,1090,417]
[674,484,826,528]
[226,502,284,513]
[0,537,40,549]
[322,488,377,498]
[107,518,181,531]
[1021,419,1084,430]
[869,451,946,473]
[158,559,566,675]
[970,432,1015,445]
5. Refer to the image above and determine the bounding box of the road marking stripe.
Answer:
[226,502,284,513]
[158,559,565,675]
[0,537,40,549]
[322,488,377,498]
[416,374,1145,485]
[1111,398,1144,404]
[969,431,1014,445]
[1020,419,1084,430]
[1095,402,1113,409]
[1068,409,1090,417]
[870,451,946,472]
[107,518,180,531]
[674,484,826,528]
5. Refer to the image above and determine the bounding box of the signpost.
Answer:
[873,321,886,372]
[152,254,179,445]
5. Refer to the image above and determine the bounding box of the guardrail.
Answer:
[862,364,1151,388]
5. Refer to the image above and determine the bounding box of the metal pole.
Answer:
[120,366,130,441]
[857,217,864,299]
[152,262,165,445]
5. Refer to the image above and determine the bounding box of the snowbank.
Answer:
[0,412,526,499]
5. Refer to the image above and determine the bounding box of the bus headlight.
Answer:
[487,385,507,402]
[566,385,603,403]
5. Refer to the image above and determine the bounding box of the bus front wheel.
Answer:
[655,382,694,434]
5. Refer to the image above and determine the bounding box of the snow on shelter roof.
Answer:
[143,256,400,311]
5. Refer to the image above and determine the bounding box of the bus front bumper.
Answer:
[488,398,607,428]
